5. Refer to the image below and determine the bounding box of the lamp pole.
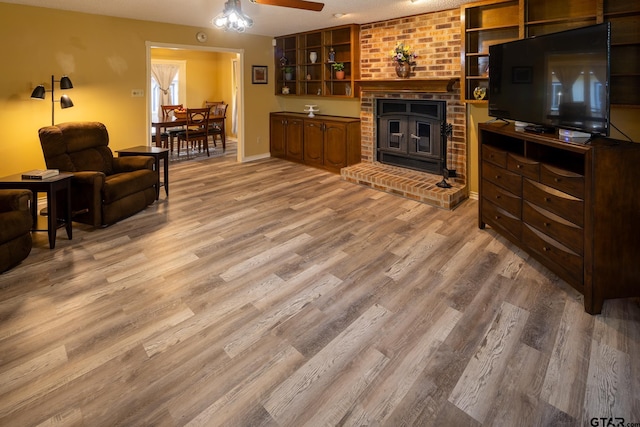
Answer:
[51,75,55,126]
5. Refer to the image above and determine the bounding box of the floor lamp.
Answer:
[31,75,74,126]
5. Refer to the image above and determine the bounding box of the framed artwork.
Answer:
[252,65,268,84]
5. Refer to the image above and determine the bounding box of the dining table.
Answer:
[151,114,226,148]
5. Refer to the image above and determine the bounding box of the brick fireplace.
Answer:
[340,9,468,210]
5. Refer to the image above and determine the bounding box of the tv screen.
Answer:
[489,23,611,136]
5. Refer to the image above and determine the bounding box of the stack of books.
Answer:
[21,169,60,180]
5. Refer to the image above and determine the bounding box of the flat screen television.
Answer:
[488,23,611,137]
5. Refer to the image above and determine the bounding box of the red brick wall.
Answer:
[358,9,466,186]
[360,10,461,80]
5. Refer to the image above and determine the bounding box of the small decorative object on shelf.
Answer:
[390,42,417,79]
[328,47,335,62]
[473,86,487,100]
[304,105,319,117]
[309,51,318,63]
[282,86,290,94]
[332,62,345,80]
[306,73,312,80]
[284,67,294,81]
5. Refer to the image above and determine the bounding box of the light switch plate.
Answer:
[131,89,144,97]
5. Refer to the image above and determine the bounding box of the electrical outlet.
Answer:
[131,89,144,97]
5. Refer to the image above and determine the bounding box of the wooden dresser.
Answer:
[478,122,640,314]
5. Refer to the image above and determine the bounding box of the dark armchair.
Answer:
[0,189,33,273]
[38,122,157,227]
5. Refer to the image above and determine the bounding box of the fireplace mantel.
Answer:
[357,78,459,94]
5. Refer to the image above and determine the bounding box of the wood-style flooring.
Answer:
[1,147,639,426]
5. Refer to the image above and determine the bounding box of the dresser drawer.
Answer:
[482,144,508,168]
[482,161,522,195]
[482,179,521,218]
[482,199,521,241]
[523,179,584,227]
[507,153,540,181]
[523,202,583,255]
[522,224,583,289]
[540,164,584,199]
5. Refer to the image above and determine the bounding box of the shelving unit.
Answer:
[274,24,360,98]
[605,0,640,106]
[461,0,640,107]
[460,0,520,103]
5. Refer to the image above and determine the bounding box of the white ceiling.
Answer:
[3,0,475,37]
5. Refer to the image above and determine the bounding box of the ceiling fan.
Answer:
[249,0,325,12]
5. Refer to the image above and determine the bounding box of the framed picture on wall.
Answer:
[252,65,268,84]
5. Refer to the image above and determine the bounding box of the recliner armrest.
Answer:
[0,190,31,213]
[113,156,154,173]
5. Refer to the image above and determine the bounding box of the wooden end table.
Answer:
[117,146,169,200]
[0,172,73,249]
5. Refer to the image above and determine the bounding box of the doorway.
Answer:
[146,42,244,162]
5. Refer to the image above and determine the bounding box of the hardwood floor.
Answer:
[1,147,639,426]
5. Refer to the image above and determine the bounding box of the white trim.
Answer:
[242,153,271,163]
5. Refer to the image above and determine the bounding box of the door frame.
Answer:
[145,41,244,162]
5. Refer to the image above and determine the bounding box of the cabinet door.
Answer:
[304,120,324,166]
[270,116,286,158]
[286,118,304,161]
[323,121,348,170]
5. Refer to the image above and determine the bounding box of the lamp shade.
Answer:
[60,95,74,109]
[31,85,46,99]
[59,76,73,90]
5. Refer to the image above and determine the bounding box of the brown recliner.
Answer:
[0,189,33,273]
[38,122,157,227]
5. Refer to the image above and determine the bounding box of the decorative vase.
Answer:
[395,63,411,78]
[309,51,318,63]
[285,72,293,81]
[335,70,345,80]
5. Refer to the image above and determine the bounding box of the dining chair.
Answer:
[175,108,211,157]
[161,104,184,152]
[208,103,228,152]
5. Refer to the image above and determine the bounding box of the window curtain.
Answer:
[151,63,179,120]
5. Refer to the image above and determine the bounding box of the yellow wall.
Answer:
[0,3,279,176]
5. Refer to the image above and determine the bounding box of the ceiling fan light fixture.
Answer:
[213,0,253,32]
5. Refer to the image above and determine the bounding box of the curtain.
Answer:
[151,63,179,120]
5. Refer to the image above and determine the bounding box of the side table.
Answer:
[117,146,169,200]
[0,173,73,249]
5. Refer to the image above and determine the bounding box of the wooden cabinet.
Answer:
[270,113,361,173]
[461,0,640,106]
[270,114,304,161]
[478,122,640,314]
[274,24,360,98]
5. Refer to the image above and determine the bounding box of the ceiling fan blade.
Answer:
[251,0,325,12]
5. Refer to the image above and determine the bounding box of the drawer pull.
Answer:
[543,246,550,252]
[494,215,501,220]
[554,178,561,183]
[495,195,501,199]
[543,222,550,227]
[495,175,500,179]
[516,164,522,169]
[544,197,551,202]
